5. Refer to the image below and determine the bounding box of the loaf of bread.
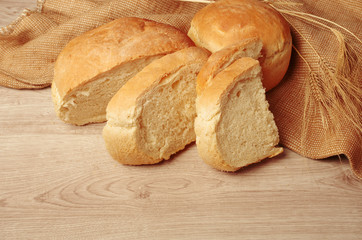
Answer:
[51,17,194,125]
[103,47,210,165]
[195,57,283,172]
[196,37,262,95]
[188,0,292,91]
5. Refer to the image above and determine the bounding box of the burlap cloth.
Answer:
[1,0,361,178]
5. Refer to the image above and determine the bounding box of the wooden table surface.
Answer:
[1,1,361,239]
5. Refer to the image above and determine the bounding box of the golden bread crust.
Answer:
[196,37,262,95]
[53,17,194,100]
[197,57,260,113]
[104,47,210,165]
[106,47,210,122]
[195,57,282,171]
[188,0,292,91]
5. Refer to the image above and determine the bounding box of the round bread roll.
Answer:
[188,0,292,91]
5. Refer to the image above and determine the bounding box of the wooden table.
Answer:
[1,1,361,239]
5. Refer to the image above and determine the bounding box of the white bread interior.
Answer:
[103,47,210,165]
[195,57,283,172]
[51,17,194,126]
[196,37,262,95]
[51,56,161,126]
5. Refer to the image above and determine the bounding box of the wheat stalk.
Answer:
[177,0,362,148]
[267,2,362,148]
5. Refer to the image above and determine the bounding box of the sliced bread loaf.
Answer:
[196,37,262,95]
[103,47,210,165]
[195,57,283,172]
[51,17,194,125]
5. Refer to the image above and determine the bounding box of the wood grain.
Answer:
[0,1,361,239]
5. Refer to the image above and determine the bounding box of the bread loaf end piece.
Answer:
[52,56,162,125]
[103,47,210,165]
[195,57,283,172]
[52,17,194,125]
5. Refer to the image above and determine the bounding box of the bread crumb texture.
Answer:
[195,57,283,172]
[52,17,194,125]
[103,47,210,165]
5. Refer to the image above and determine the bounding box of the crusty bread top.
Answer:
[53,17,194,99]
[188,0,291,55]
[196,37,262,95]
[188,0,292,91]
[106,47,210,124]
[197,57,260,115]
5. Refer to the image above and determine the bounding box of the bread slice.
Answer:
[195,57,283,172]
[103,47,210,165]
[196,37,262,95]
[51,17,194,125]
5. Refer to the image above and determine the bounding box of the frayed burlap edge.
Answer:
[0,0,45,35]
